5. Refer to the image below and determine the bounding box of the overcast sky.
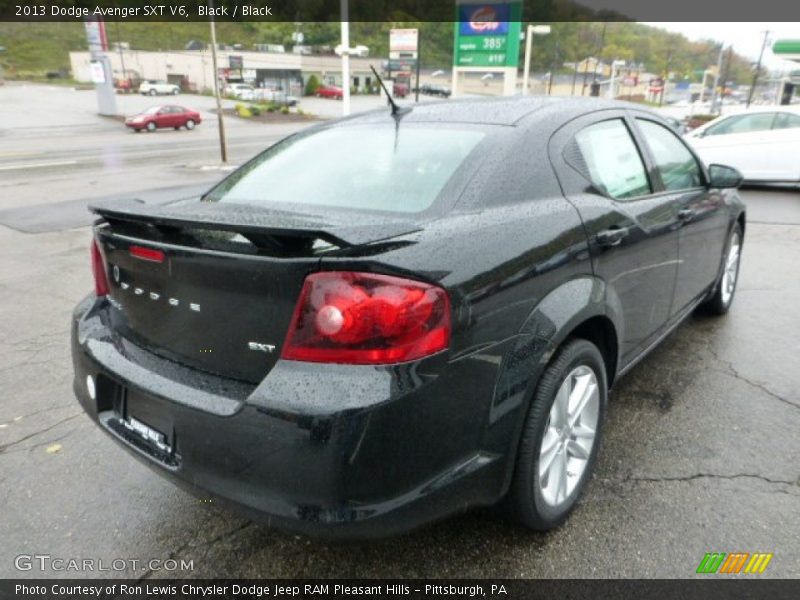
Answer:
[643,22,800,71]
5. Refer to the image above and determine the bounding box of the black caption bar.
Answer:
[1,0,800,22]
[2,580,800,600]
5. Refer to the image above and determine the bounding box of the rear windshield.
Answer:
[205,125,486,213]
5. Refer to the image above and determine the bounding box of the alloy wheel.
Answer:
[721,230,741,306]
[537,365,600,507]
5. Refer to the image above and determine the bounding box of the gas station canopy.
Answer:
[772,40,800,62]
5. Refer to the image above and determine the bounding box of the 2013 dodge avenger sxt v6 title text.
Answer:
[72,97,745,538]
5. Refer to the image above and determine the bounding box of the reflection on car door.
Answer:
[633,116,729,315]
[550,112,680,367]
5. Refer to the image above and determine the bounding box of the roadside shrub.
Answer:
[249,105,261,116]
[305,74,320,96]
[235,104,252,118]
[280,106,290,115]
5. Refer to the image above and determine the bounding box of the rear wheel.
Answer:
[699,223,742,315]
[508,338,607,530]
[146,122,156,132]
[185,119,196,130]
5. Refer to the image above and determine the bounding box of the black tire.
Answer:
[185,119,196,130]
[698,222,743,316]
[172,88,179,95]
[508,338,608,530]
[146,122,156,132]
[148,89,157,96]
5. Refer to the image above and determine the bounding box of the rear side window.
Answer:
[206,125,486,213]
[572,119,650,200]
[773,113,800,129]
[705,113,775,136]
[636,119,703,191]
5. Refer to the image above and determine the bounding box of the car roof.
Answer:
[344,95,642,127]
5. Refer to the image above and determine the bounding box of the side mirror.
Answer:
[708,164,743,189]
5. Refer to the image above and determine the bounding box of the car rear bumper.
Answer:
[71,296,512,539]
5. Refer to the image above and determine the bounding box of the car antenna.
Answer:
[370,65,411,119]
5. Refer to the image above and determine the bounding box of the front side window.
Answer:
[637,119,703,191]
[573,119,650,200]
[205,125,486,214]
[773,112,800,129]
[705,113,775,136]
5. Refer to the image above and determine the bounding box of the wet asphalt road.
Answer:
[0,84,799,580]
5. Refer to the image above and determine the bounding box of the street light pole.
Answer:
[340,0,351,116]
[208,0,227,163]
[522,25,551,96]
[522,25,534,95]
[746,30,770,108]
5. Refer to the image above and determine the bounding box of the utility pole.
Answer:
[208,0,227,163]
[747,30,770,108]
[415,30,421,103]
[340,0,351,116]
[719,45,734,116]
[709,43,724,114]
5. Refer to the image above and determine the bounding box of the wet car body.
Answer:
[72,97,745,539]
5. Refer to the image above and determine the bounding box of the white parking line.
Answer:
[0,160,78,171]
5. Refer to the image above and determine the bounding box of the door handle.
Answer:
[678,208,696,223]
[595,227,628,247]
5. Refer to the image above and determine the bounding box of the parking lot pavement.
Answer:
[0,188,798,579]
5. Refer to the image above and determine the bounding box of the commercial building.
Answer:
[69,48,382,95]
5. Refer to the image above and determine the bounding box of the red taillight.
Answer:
[282,272,451,364]
[91,239,110,297]
[130,245,164,263]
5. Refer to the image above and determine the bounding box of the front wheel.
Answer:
[172,88,179,95]
[699,223,742,315]
[507,338,607,530]
[148,89,157,96]
[185,119,196,130]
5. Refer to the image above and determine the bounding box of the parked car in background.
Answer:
[78,97,745,539]
[393,82,409,98]
[224,83,256,101]
[685,106,800,183]
[315,84,344,100]
[125,105,202,132]
[417,83,452,98]
[255,87,299,106]
[138,80,180,96]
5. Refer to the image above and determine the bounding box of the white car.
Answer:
[224,83,256,101]
[685,107,800,183]
[138,80,180,96]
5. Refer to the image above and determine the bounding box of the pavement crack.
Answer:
[0,413,82,454]
[625,472,799,487]
[704,345,800,411]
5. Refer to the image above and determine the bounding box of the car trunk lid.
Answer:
[91,198,420,383]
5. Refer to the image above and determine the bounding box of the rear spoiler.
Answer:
[89,198,420,249]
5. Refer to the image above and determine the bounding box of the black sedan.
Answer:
[417,83,452,97]
[72,97,745,539]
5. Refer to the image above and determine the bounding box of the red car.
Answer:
[125,105,202,132]
[315,84,344,100]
